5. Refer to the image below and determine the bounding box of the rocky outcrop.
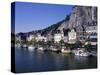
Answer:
[58,6,97,32]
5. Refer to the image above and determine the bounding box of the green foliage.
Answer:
[75,41,82,48]
[67,44,76,49]
[41,20,65,35]
[28,38,37,45]
[65,43,69,47]
[15,40,20,44]
[84,43,92,51]
[65,41,82,49]
[21,40,27,45]
[60,39,64,46]
[65,15,70,21]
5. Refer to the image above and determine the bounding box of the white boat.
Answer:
[89,51,97,56]
[52,48,58,52]
[28,45,35,50]
[23,44,27,48]
[38,47,44,51]
[74,48,90,56]
[15,44,17,47]
[15,44,21,48]
[50,46,58,52]
[61,47,71,53]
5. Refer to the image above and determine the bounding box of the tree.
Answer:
[65,43,68,48]
[60,39,65,48]
[75,41,82,48]
[28,38,37,45]
[65,15,70,21]
[15,40,20,44]
[84,43,92,51]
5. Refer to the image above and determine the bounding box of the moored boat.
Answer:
[22,44,28,48]
[28,45,35,50]
[38,47,45,51]
[61,47,71,53]
[15,44,21,48]
[50,46,59,52]
[73,48,90,56]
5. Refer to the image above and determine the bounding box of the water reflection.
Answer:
[15,48,97,73]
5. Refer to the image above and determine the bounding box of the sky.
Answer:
[14,2,73,33]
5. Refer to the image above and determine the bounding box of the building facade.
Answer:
[36,34,47,42]
[27,34,35,41]
[54,33,62,43]
[86,26,97,45]
[68,29,77,44]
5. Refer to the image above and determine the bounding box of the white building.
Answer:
[54,33,62,43]
[54,29,69,43]
[47,34,54,41]
[86,26,97,33]
[86,26,97,45]
[68,29,77,44]
[42,36,48,42]
[15,33,27,42]
[36,34,47,42]
[86,26,97,39]
[27,34,35,41]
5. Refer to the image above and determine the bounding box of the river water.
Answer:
[15,48,97,73]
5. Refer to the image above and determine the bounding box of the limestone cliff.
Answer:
[58,6,97,32]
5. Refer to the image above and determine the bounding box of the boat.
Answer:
[73,48,90,56]
[61,47,71,53]
[15,44,17,47]
[15,44,21,48]
[38,47,45,51]
[50,46,59,52]
[28,45,35,50]
[22,44,28,48]
[52,48,58,52]
[89,51,97,57]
